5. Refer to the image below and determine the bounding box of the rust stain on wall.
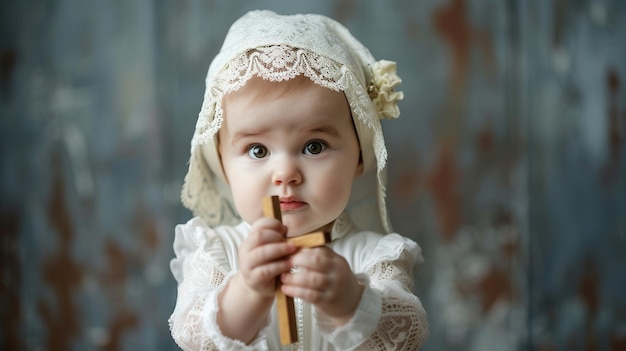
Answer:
[603,68,624,184]
[428,144,461,241]
[0,49,17,95]
[136,205,159,252]
[579,259,600,351]
[434,0,471,88]
[142,219,159,251]
[39,154,84,350]
[495,208,519,259]
[104,312,139,351]
[578,260,599,316]
[538,343,557,351]
[428,0,499,244]
[391,142,423,208]
[477,118,494,155]
[477,267,513,313]
[0,210,22,350]
[101,241,139,351]
[103,242,128,293]
[611,335,626,351]
[434,0,495,90]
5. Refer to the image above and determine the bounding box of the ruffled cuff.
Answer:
[316,274,382,349]
[202,272,270,350]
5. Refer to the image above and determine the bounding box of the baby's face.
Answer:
[218,76,363,237]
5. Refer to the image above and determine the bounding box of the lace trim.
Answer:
[368,259,414,292]
[180,249,228,298]
[193,45,375,150]
[171,254,226,351]
[172,295,222,351]
[355,295,428,350]
[357,250,429,350]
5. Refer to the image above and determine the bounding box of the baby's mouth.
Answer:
[279,197,307,211]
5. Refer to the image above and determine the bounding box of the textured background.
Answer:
[1,0,625,350]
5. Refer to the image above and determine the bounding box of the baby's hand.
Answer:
[280,247,364,326]
[238,217,297,298]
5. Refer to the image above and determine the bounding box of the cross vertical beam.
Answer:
[262,196,330,345]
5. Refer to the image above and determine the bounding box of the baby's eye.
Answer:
[303,141,327,155]
[248,145,268,159]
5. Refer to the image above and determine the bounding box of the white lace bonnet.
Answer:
[182,10,403,234]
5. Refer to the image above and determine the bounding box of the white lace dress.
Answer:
[169,215,428,350]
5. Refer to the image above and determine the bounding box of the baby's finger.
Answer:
[253,217,287,233]
[246,242,297,269]
[246,218,287,245]
[247,259,293,286]
[281,270,330,290]
[288,247,335,272]
[280,284,326,305]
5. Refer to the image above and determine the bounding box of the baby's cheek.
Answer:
[231,190,258,222]
[323,183,351,213]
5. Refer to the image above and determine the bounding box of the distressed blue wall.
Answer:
[1,0,625,350]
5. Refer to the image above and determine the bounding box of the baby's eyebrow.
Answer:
[309,125,340,138]
[230,128,268,145]
[229,124,341,145]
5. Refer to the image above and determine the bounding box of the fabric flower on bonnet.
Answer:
[368,60,404,119]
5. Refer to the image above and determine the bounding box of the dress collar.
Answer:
[329,211,358,241]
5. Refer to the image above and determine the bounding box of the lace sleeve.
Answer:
[169,219,264,351]
[170,251,225,351]
[168,219,228,351]
[356,248,429,350]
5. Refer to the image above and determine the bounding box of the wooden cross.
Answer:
[262,196,331,345]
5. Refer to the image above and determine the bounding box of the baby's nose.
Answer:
[271,157,303,185]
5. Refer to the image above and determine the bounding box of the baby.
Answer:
[169,10,428,350]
